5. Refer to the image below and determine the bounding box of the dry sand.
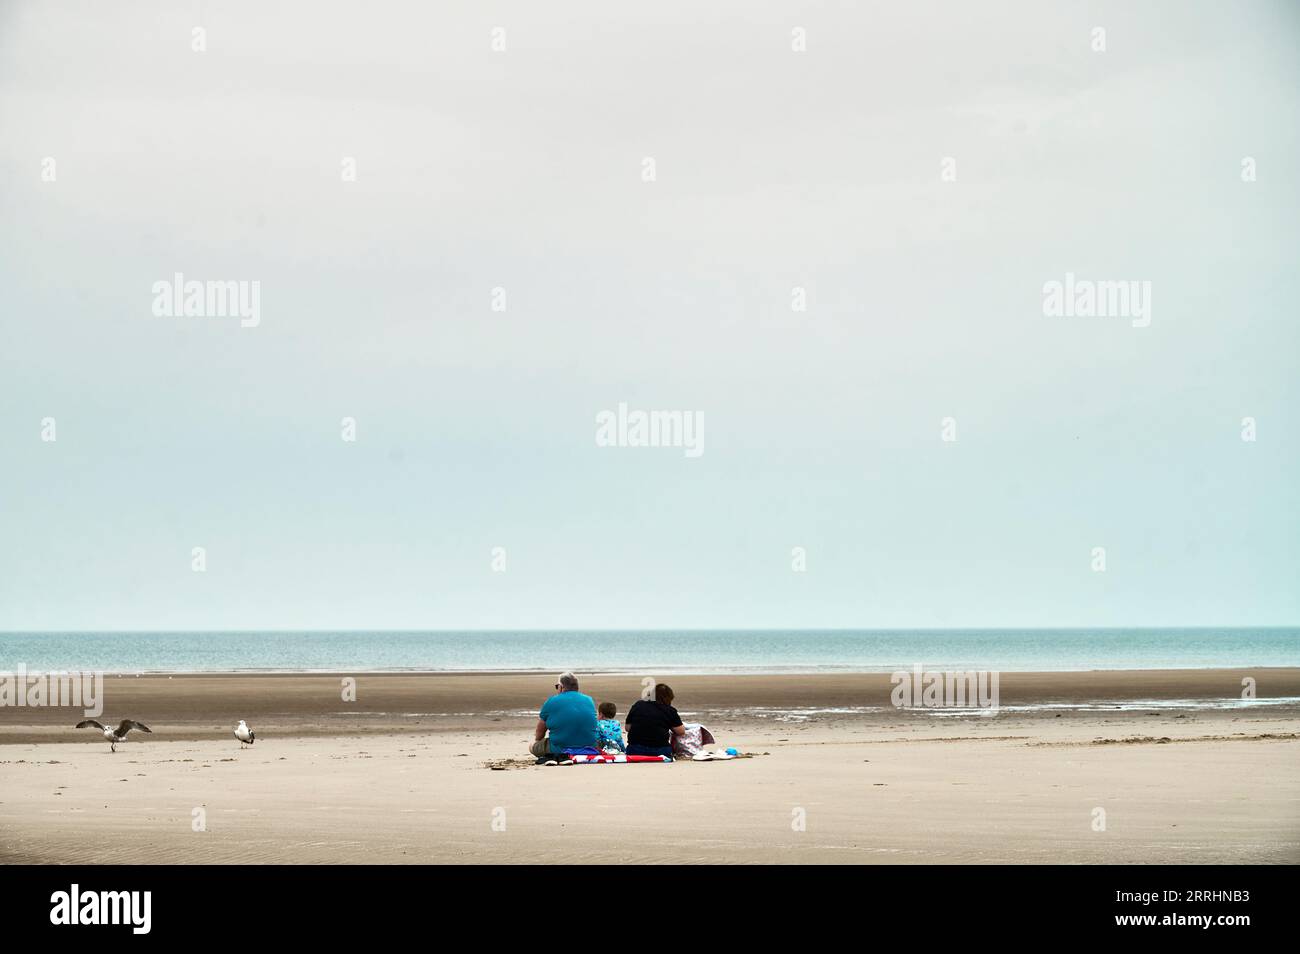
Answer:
[2,669,1298,864]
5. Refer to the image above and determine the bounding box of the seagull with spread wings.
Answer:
[75,719,152,752]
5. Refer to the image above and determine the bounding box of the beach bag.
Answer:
[671,723,716,757]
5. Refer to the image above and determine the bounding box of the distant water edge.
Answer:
[0,628,1297,674]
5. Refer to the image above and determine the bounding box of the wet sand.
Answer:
[1,667,1295,742]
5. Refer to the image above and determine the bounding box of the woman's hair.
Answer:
[598,701,616,718]
[654,683,674,705]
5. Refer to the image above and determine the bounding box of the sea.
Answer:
[0,628,1297,674]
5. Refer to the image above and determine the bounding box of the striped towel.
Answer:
[567,753,672,764]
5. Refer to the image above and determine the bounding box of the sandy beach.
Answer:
[2,669,1298,864]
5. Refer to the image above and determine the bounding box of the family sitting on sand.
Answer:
[530,672,685,762]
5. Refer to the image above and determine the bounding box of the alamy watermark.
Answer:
[151,272,261,328]
[1042,272,1151,328]
[50,884,150,935]
[890,664,999,712]
[595,402,704,458]
[0,665,103,717]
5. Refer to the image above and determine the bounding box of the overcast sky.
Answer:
[1,1,1297,630]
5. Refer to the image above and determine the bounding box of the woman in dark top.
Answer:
[624,683,685,757]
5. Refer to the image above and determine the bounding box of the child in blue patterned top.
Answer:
[596,701,625,752]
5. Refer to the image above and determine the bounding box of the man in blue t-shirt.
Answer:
[530,671,598,760]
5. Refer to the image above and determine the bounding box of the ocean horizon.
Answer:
[1,627,1297,675]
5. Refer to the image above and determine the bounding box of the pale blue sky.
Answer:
[1,1,1297,630]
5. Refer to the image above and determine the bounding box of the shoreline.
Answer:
[5,628,1297,679]
[3,667,1298,744]
[2,663,1297,676]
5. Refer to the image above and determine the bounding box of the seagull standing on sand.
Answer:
[75,719,152,752]
[234,720,256,748]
